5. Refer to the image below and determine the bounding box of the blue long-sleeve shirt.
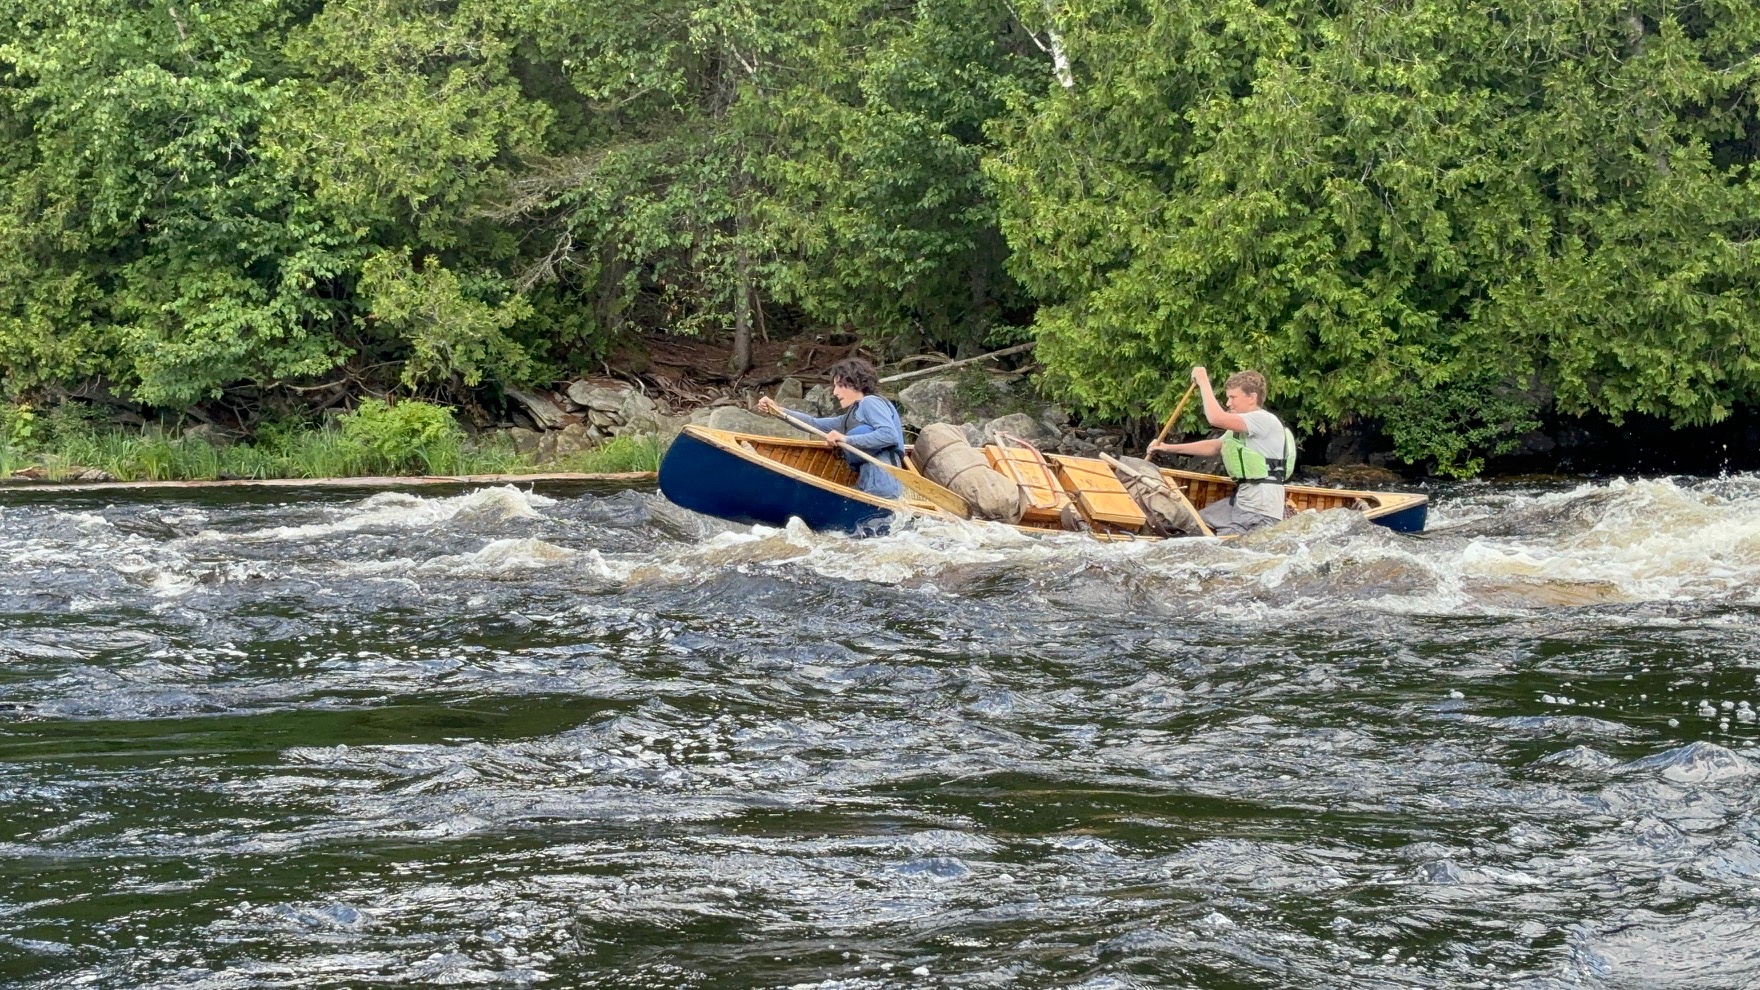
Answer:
[783,395,905,499]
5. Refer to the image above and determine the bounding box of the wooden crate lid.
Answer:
[984,444,1070,513]
[1051,455,1148,530]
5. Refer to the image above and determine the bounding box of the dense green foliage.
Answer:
[4,0,1758,473]
[991,0,1760,471]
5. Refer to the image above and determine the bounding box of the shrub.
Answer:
[1,403,37,452]
[338,398,465,475]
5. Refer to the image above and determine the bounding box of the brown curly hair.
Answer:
[1224,370,1269,404]
[827,358,881,396]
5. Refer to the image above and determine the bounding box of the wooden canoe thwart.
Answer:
[658,426,1430,538]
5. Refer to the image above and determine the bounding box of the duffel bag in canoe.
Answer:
[911,424,1024,523]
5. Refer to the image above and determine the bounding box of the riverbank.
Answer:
[0,471,657,495]
[0,402,666,485]
[12,329,1760,486]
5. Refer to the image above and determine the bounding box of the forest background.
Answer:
[2,0,1757,476]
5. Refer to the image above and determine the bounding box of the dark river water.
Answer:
[2,477,1758,989]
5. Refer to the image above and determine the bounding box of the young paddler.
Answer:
[1148,366,1296,536]
[756,358,907,500]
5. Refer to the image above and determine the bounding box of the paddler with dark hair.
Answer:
[756,358,906,500]
[1148,366,1296,536]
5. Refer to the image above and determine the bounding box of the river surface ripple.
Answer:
[2,477,1759,989]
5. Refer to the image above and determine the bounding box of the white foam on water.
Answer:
[185,472,1760,616]
[778,514,1111,587]
[1209,475,1760,615]
[1443,478,1760,600]
[411,538,624,583]
[111,561,201,597]
[215,485,554,542]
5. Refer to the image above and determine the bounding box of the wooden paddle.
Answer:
[763,406,972,519]
[1148,380,1199,455]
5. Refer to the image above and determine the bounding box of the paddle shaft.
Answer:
[1150,380,1200,453]
[764,406,972,518]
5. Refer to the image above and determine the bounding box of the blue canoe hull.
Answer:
[1371,501,1428,534]
[658,427,895,534]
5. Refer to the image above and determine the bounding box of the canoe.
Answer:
[658,425,1428,537]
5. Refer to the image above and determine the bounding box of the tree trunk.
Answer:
[1006,1,1074,90]
[597,246,628,336]
[969,229,997,345]
[730,235,753,375]
[1045,24,1073,90]
[719,32,754,376]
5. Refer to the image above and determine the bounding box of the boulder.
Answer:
[801,384,840,417]
[705,406,811,439]
[587,408,620,428]
[506,427,544,457]
[1311,464,1406,487]
[178,422,236,447]
[506,387,566,430]
[774,377,805,405]
[628,412,689,440]
[565,382,629,414]
[553,422,599,461]
[897,380,961,429]
[1055,435,1100,456]
[982,412,1052,444]
[618,390,661,433]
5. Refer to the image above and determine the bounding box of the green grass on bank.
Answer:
[552,434,664,475]
[0,417,665,479]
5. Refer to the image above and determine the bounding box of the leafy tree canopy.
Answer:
[3,0,1757,474]
[990,0,1760,472]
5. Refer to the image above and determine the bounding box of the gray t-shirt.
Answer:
[1230,409,1288,521]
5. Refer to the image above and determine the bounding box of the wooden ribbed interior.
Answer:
[741,436,860,486]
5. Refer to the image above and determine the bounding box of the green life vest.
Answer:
[1221,424,1297,484]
